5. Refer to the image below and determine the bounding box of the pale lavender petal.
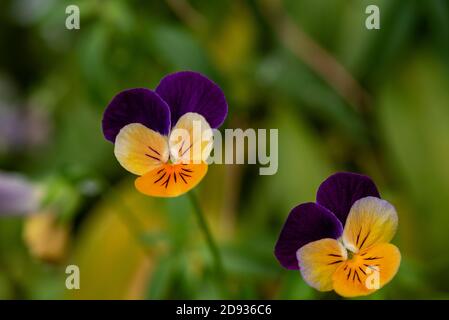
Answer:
[0,172,39,216]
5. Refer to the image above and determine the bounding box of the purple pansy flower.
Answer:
[275,172,380,270]
[274,172,400,297]
[102,71,228,197]
[103,71,227,143]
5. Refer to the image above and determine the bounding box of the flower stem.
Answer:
[188,192,226,282]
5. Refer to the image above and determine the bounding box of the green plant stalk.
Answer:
[188,192,226,284]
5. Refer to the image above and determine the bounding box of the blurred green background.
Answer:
[1,0,449,299]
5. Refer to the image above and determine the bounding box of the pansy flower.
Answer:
[274,172,400,297]
[102,71,227,197]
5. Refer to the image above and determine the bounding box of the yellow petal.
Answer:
[297,238,347,291]
[135,162,208,197]
[114,123,169,175]
[23,211,69,263]
[343,197,398,253]
[168,113,213,164]
[332,243,400,297]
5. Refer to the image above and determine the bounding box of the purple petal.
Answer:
[316,172,381,225]
[155,71,228,129]
[0,172,39,216]
[102,88,171,143]
[274,203,343,270]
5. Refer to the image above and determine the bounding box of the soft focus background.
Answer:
[1,0,449,299]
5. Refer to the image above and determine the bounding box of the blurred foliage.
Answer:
[1,0,449,299]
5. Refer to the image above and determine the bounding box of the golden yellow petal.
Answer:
[297,238,347,291]
[134,162,208,197]
[332,243,401,297]
[343,197,398,253]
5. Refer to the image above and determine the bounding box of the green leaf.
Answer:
[378,51,449,266]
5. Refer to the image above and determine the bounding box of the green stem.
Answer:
[188,192,226,281]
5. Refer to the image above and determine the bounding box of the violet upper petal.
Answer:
[316,172,381,225]
[155,71,228,129]
[102,88,171,142]
[274,203,343,270]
